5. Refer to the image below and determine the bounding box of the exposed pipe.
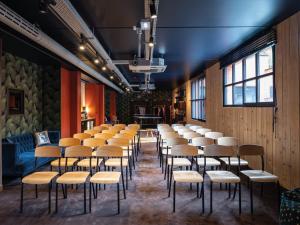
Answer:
[49,0,132,90]
[137,28,142,58]
[0,2,123,93]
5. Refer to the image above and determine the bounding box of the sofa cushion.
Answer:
[7,133,35,153]
[35,131,51,146]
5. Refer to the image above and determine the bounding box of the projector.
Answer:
[129,58,167,73]
[139,83,155,90]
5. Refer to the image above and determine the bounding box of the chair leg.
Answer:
[210,181,213,213]
[89,182,92,213]
[20,183,24,213]
[250,181,253,215]
[168,173,173,197]
[55,183,58,213]
[239,182,241,214]
[197,182,200,198]
[48,182,52,214]
[126,166,128,190]
[173,181,176,213]
[228,183,231,199]
[202,182,205,214]
[166,165,170,189]
[121,168,126,199]
[233,183,237,199]
[260,183,264,196]
[117,183,120,214]
[129,159,132,180]
[277,181,281,212]
[84,183,86,214]
[35,184,38,198]
[161,155,164,173]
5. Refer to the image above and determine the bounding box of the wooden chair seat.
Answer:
[22,171,58,185]
[173,171,203,183]
[105,158,128,167]
[51,158,78,167]
[90,172,120,184]
[241,170,278,182]
[206,171,240,183]
[77,158,102,167]
[56,171,90,184]
[197,157,221,166]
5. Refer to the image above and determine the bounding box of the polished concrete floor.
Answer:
[0,137,279,225]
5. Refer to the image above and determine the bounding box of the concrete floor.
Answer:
[0,137,279,225]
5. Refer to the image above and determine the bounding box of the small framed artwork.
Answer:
[8,88,24,115]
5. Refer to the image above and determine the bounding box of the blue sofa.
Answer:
[2,131,60,177]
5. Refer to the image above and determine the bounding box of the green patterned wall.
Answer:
[1,52,60,137]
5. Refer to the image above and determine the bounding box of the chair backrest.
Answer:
[204,144,235,157]
[101,124,112,128]
[94,132,114,140]
[173,125,184,131]
[83,138,106,148]
[190,125,202,131]
[65,145,92,157]
[35,146,61,158]
[171,144,198,157]
[191,137,214,147]
[196,128,212,136]
[185,124,193,128]
[183,131,201,139]
[95,145,123,157]
[128,124,140,130]
[177,128,191,135]
[121,129,137,136]
[102,129,118,135]
[114,124,126,130]
[238,145,264,156]
[172,124,183,128]
[205,131,224,140]
[73,133,91,141]
[166,137,188,147]
[161,132,180,140]
[217,137,238,146]
[59,138,81,147]
[107,138,130,147]
[93,126,107,132]
[114,133,134,140]
[84,129,99,136]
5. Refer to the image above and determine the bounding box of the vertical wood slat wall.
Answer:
[174,12,300,190]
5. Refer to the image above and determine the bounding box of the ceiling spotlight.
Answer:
[119,82,122,85]
[150,2,157,19]
[140,19,151,30]
[102,65,107,71]
[110,75,114,80]
[148,36,154,47]
[79,34,86,51]
[94,58,100,64]
[39,0,56,14]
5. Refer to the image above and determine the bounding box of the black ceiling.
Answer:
[1,0,300,89]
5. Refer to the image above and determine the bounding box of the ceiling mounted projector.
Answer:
[129,58,167,73]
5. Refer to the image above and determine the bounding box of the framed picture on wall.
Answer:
[8,88,24,115]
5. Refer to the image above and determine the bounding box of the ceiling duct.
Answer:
[0,2,123,93]
[49,0,132,90]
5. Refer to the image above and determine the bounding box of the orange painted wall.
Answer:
[85,83,105,125]
[60,68,81,137]
[110,91,117,119]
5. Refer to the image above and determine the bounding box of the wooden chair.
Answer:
[20,146,61,213]
[73,133,91,141]
[89,145,126,214]
[203,144,241,214]
[55,145,92,214]
[191,136,214,156]
[168,144,204,213]
[51,138,80,170]
[93,126,108,132]
[190,125,202,132]
[204,131,224,141]
[94,132,114,141]
[102,129,118,135]
[126,124,141,150]
[238,145,279,214]
[183,131,201,142]
[84,129,99,137]
[196,128,212,136]
[114,124,126,130]
[177,127,192,136]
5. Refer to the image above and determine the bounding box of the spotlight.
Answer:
[102,65,107,71]
[119,82,122,86]
[39,0,56,14]
[148,36,154,47]
[140,19,151,30]
[94,58,100,64]
[150,2,157,19]
[110,75,114,80]
[79,44,85,51]
[79,34,86,51]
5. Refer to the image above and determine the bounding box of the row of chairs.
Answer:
[157,123,279,214]
[20,123,141,214]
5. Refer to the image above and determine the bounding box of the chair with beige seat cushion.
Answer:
[114,124,126,130]
[93,125,108,132]
[89,145,126,214]
[203,144,241,214]
[84,129,99,137]
[218,137,248,167]
[55,145,93,214]
[20,146,61,213]
[168,144,204,213]
[238,145,279,214]
[196,128,212,136]
[94,132,114,141]
[73,133,91,141]
[190,125,202,132]
[191,136,214,156]
[107,138,132,182]
[204,131,224,140]
[78,138,106,168]
[103,129,118,135]
[183,131,201,142]
[114,133,137,163]
[177,127,191,136]
[51,138,80,169]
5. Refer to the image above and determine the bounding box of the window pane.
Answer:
[245,55,256,79]
[225,86,233,105]
[225,65,233,84]
[244,80,256,103]
[258,75,273,102]
[234,60,243,82]
[233,83,243,105]
[259,47,273,75]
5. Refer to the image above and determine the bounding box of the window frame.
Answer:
[223,45,275,107]
[191,76,206,121]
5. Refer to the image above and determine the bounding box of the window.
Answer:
[223,46,274,106]
[191,77,206,121]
